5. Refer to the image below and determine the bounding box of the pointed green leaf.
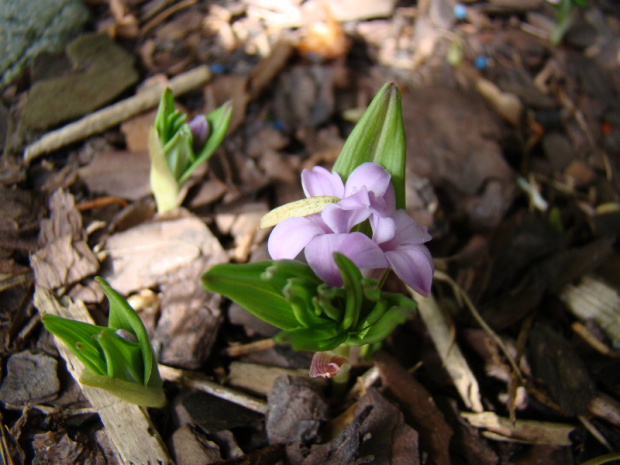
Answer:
[334,253,363,330]
[283,278,325,327]
[95,329,144,384]
[149,127,181,213]
[80,370,166,408]
[163,126,193,180]
[347,306,414,346]
[203,261,300,330]
[332,83,407,209]
[261,260,322,290]
[356,300,388,330]
[275,324,347,352]
[180,101,233,184]
[41,313,107,376]
[75,342,108,376]
[96,277,160,388]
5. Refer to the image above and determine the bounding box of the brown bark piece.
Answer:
[266,375,329,445]
[374,351,453,465]
[528,324,596,416]
[0,350,59,405]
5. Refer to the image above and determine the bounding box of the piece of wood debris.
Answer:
[158,365,268,415]
[34,286,173,465]
[24,65,210,162]
[227,362,312,397]
[411,290,484,413]
[560,274,620,350]
[461,411,576,446]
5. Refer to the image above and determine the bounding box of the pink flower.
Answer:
[268,163,434,295]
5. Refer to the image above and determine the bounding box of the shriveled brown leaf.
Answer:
[31,190,99,290]
[528,324,596,416]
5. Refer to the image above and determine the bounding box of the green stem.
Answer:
[330,344,351,399]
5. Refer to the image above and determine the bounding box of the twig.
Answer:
[24,65,211,162]
[76,196,129,211]
[140,0,198,36]
[578,415,613,451]
[461,411,575,446]
[223,338,275,357]
[434,270,524,383]
[411,287,484,413]
[34,286,173,465]
[158,365,268,415]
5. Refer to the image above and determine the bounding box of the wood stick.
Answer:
[159,365,268,414]
[24,65,211,162]
[411,288,484,413]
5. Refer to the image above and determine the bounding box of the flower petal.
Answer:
[344,162,392,198]
[305,232,388,286]
[382,210,432,249]
[302,166,345,198]
[309,352,349,378]
[321,194,371,234]
[385,244,434,296]
[370,214,396,245]
[268,216,326,260]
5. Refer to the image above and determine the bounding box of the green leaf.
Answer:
[80,370,167,408]
[96,277,161,388]
[95,329,144,384]
[149,126,181,213]
[179,101,233,184]
[163,126,193,180]
[41,314,107,376]
[275,324,347,352]
[347,306,414,346]
[261,260,323,291]
[334,253,363,330]
[283,278,325,327]
[332,83,407,209]
[202,261,300,330]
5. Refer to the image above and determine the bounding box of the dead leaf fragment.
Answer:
[31,190,99,290]
[78,151,151,201]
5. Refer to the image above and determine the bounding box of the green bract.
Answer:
[41,277,165,408]
[149,88,232,213]
[332,82,407,209]
[203,254,417,352]
[548,0,588,45]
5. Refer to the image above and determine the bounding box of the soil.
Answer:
[1,0,620,464]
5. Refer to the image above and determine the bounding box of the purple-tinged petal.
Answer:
[385,244,434,296]
[370,214,396,245]
[381,210,432,250]
[344,162,392,199]
[268,216,326,260]
[305,233,388,286]
[302,166,345,198]
[369,182,396,215]
[188,115,209,151]
[309,352,348,378]
[322,194,371,234]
